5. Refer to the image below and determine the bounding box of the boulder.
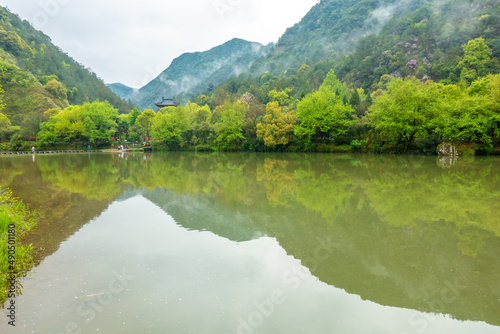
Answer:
[437,142,458,156]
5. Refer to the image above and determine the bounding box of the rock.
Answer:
[437,142,458,156]
[437,142,479,156]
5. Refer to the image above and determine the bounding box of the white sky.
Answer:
[1,0,318,88]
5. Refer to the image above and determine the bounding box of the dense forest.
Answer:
[2,0,500,153]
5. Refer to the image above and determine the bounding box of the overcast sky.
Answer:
[1,0,318,88]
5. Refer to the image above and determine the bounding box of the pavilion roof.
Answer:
[155,97,178,108]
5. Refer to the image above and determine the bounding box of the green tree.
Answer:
[187,104,213,145]
[268,89,291,106]
[367,78,440,148]
[152,106,189,148]
[136,109,156,140]
[0,113,19,140]
[128,108,141,126]
[38,106,85,144]
[438,75,500,145]
[295,71,354,145]
[458,38,492,84]
[81,101,118,147]
[214,101,247,149]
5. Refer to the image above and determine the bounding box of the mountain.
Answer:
[210,0,500,103]
[109,38,272,110]
[0,5,132,137]
[106,82,136,101]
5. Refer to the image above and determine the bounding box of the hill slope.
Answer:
[0,5,132,135]
[210,0,500,102]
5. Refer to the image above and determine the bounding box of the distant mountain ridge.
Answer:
[108,38,272,109]
[106,82,136,102]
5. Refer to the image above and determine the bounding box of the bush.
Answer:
[0,188,38,307]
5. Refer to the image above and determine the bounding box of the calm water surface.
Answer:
[1,152,500,333]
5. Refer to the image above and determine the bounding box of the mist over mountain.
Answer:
[109,39,272,110]
[107,82,136,102]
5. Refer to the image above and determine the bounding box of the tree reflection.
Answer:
[1,153,500,326]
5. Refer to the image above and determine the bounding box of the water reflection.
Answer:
[1,153,500,332]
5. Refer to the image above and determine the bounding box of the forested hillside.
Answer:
[0,6,131,141]
[212,0,499,101]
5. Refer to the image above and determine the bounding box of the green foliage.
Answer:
[0,5,131,115]
[152,106,189,148]
[0,187,38,306]
[214,101,247,150]
[37,101,118,147]
[136,109,156,139]
[0,112,19,140]
[295,71,354,145]
[0,29,31,56]
[367,77,440,147]
[437,75,500,145]
[82,101,119,147]
[44,79,67,100]
[458,38,493,84]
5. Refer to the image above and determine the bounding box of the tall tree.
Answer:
[82,101,119,148]
[136,109,156,140]
[295,71,354,145]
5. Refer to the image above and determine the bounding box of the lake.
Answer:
[1,152,500,333]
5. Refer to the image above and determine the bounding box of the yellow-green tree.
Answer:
[256,101,296,147]
[438,75,500,145]
[44,79,68,100]
[0,113,19,140]
[38,106,85,143]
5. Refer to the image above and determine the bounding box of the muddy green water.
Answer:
[1,152,500,333]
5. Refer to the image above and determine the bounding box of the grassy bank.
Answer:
[0,188,38,307]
